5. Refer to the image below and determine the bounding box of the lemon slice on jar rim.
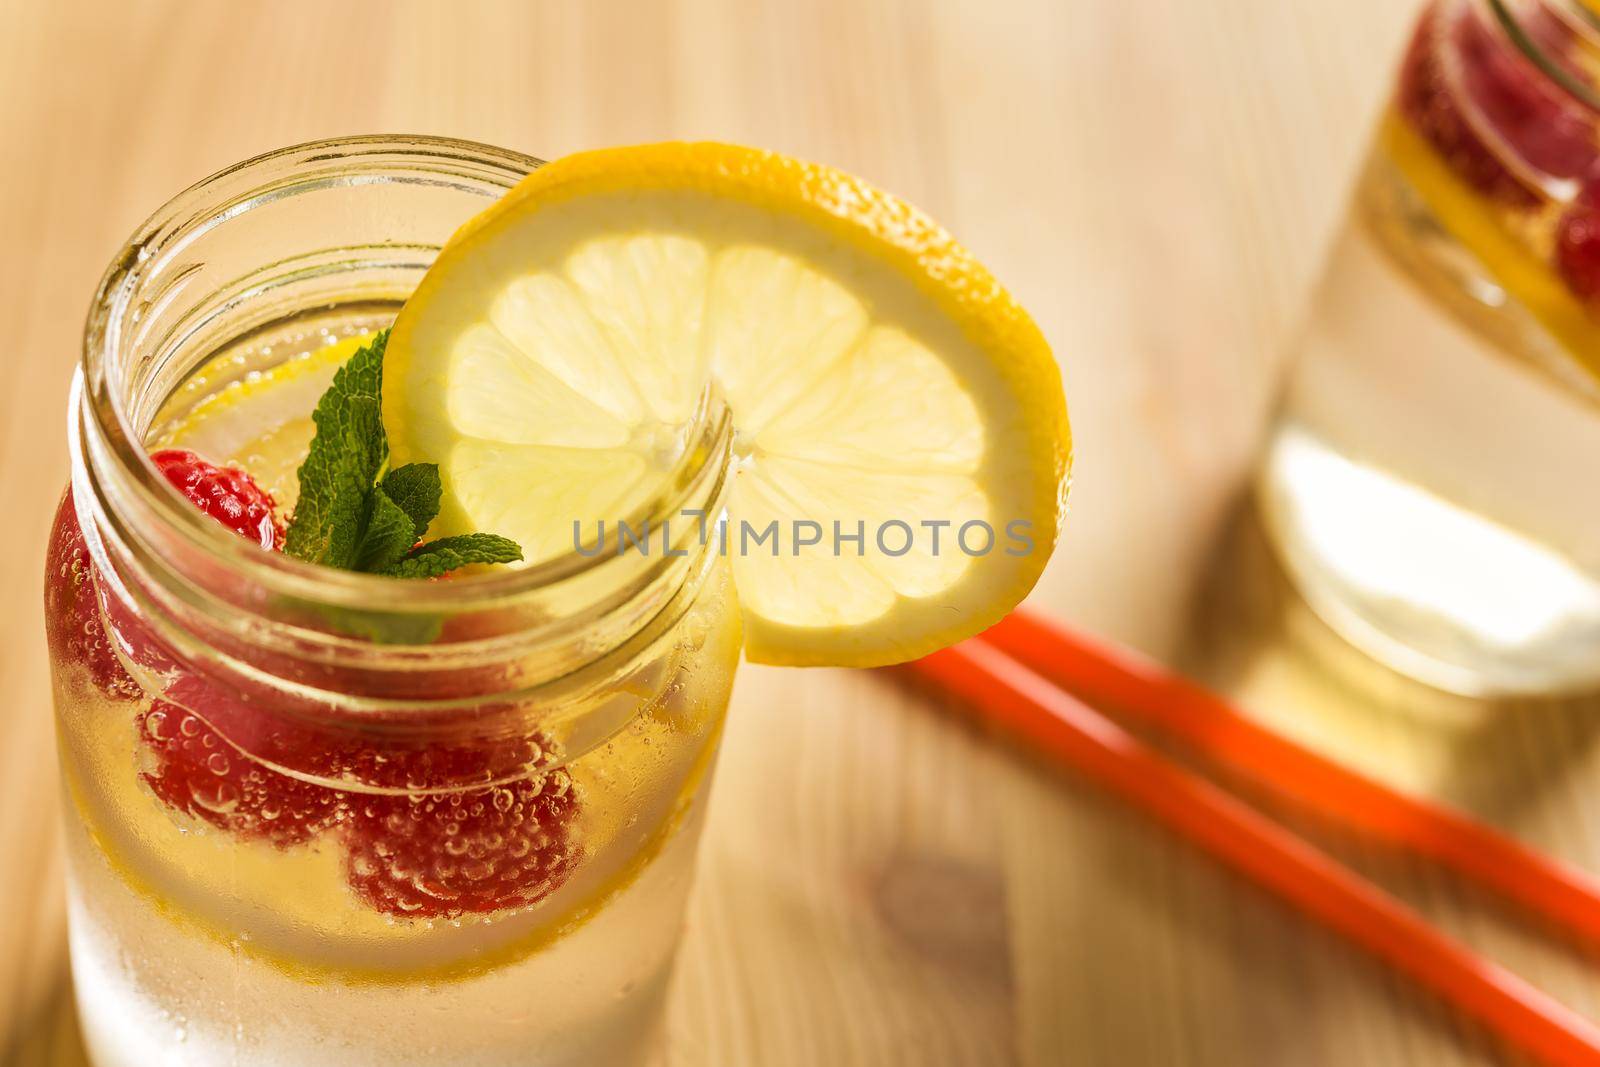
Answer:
[383,142,1071,667]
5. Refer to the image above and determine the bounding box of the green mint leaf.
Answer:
[284,331,390,566]
[380,534,524,578]
[275,326,525,649]
[351,487,416,574]
[378,463,442,535]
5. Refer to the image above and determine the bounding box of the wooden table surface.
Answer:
[6,1,1596,1064]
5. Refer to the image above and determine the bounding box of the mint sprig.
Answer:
[283,330,524,577]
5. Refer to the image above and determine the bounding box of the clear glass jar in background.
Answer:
[47,137,743,1067]
[1259,0,1600,696]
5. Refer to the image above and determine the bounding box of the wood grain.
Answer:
[6,1,1593,1065]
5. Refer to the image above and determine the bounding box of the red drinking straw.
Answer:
[985,610,1600,947]
[903,634,1600,1067]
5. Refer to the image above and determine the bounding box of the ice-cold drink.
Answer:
[48,123,1075,1066]
[1259,0,1600,695]
[48,139,740,1066]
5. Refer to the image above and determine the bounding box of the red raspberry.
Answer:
[344,763,581,918]
[136,701,342,846]
[1557,181,1600,304]
[44,492,140,698]
[1397,4,1597,207]
[129,450,324,841]
[151,448,284,549]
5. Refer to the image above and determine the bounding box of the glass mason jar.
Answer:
[1258,0,1600,696]
[45,137,742,1067]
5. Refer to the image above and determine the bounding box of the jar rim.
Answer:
[74,133,734,625]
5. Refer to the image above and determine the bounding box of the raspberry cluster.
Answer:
[45,451,578,918]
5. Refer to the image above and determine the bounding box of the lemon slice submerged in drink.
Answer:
[384,142,1071,666]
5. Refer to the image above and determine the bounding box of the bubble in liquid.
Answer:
[191,780,241,816]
